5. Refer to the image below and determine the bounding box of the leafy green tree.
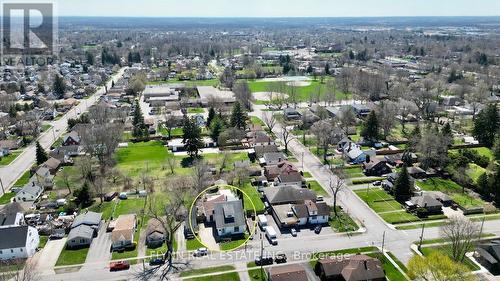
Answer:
[35,141,48,165]
[74,182,93,208]
[493,136,500,161]
[182,117,203,158]
[394,165,411,202]
[408,252,476,281]
[210,116,224,144]
[477,172,490,198]
[230,102,247,130]
[493,165,500,206]
[361,111,379,141]
[473,104,499,147]
[53,74,66,99]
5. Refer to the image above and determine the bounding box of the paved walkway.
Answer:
[34,238,67,274]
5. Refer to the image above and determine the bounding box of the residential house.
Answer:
[407,194,443,215]
[41,157,61,175]
[253,144,279,158]
[264,161,298,182]
[202,194,227,223]
[263,186,317,205]
[314,254,386,281]
[343,144,367,164]
[283,107,301,121]
[252,131,275,147]
[274,170,305,188]
[363,158,392,177]
[351,104,371,117]
[62,131,81,146]
[260,152,287,166]
[476,240,500,274]
[0,212,24,228]
[34,167,54,189]
[267,264,309,281]
[382,173,415,195]
[303,200,330,225]
[66,225,94,249]
[14,182,43,202]
[111,214,137,251]
[407,166,427,179]
[0,139,21,151]
[0,226,39,260]
[71,211,102,234]
[146,218,166,248]
[214,200,246,238]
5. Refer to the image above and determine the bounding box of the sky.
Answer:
[51,0,500,17]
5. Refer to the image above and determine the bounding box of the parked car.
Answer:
[118,192,128,200]
[275,254,287,264]
[104,192,118,201]
[372,181,382,186]
[109,261,130,271]
[193,247,208,257]
[290,228,297,237]
[49,229,65,240]
[149,258,165,266]
[255,256,273,266]
[314,225,322,234]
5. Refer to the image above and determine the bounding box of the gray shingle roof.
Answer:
[214,200,245,229]
[71,211,102,228]
[67,225,94,241]
[264,186,316,205]
[0,226,29,249]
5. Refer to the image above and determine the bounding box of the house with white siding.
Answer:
[0,226,39,260]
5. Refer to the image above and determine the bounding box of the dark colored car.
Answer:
[314,225,322,234]
[104,192,118,202]
[255,256,273,266]
[149,258,165,266]
[109,261,130,271]
[275,253,287,264]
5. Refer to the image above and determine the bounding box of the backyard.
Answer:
[416,178,486,210]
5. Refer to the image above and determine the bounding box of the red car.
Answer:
[109,261,130,271]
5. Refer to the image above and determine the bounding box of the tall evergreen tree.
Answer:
[230,102,247,130]
[442,122,453,147]
[182,117,203,158]
[394,165,412,202]
[132,100,147,139]
[35,141,48,165]
[361,111,379,141]
[207,107,216,127]
[473,104,499,147]
[53,74,66,99]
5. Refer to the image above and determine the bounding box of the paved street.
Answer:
[0,67,128,195]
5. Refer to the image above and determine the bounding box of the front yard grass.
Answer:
[0,150,22,166]
[180,265,235,277]
[111,234,140,262]
[186,238,204,251]
[55,247,89,266]
[420,245,480,271]
[184,272,240,281]
[248,268,266,280]
[0,192,15,205]
[416,178,486,209]
[219,234,250,251]
[307,180,328,197]
[187,108,205,114]
[329,207,359,232]
[13,170,31,187]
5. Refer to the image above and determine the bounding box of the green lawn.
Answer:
[55,247,89,266]
[470,147,494,160]
[0,150,22,166]
[89,201,115,221]
[240,183,265,214]
[180,265,235,277]
[38,236,49,248]
[416,178,486,209]
[147,79,219,87]
[420,245,480,271]
[187,108,205,114]
[367,252,408,281]
[307,180,328,197]
[249,116,265,126]
[467,163,486,184]
[310,246,379,267]
[186,238,204,251]
[111,234,139,261]
[329,207,359,232]
[248,268,267,281]
[13,170,31,187]
[219,234,250,251]
[248,79,350,102]
[0,192,15,204]
[114,198,146,218]
[184,272,240,281]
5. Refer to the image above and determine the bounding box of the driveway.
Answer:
[84,223,111,266]
[198,224,219,251]
[35,238,67,273]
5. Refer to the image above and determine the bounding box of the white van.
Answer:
[258,214,268,230]
[265,226,278,245]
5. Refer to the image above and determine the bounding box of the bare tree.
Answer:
[92,176,107,204]
[377,100,399,139]
[59,168,72,195]
[192,160,211,192]
[329,169,346,217]
[162,111,178,140]
[397,99,418,134]
[165,157,177,175]
[262,112,276,133]
[218,152,230,174]
[337,107,357,135]
[465,81,490,120]
[77,156,94,183]
[0,260,39,281]
[136,177,194,280]
[233,81,252,110]
[139,169,154,193]
[281,126,295,154]
[441,216,480,262]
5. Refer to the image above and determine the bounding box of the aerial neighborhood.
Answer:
[1,8,500,281]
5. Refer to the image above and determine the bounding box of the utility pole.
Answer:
[418,223,426,250]
[260,233,264,281]
[381,231,386,253]
[0,177,4,194]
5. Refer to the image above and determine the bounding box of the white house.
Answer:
[214,200,246,237]
[15,182,43,203]
[305,200,330,225]
[0,226,39,260]
[0,212,24,228]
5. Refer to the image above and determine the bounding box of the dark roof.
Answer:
[318,254,385,281]
[410,194,442,208]
[478,241,500,262]
[0,226,29,249]
[0,213,18,226]
[267,264,308,281]
[292,204,309,218]
[278,171,303,183]
[254,145,279,156]
[214,200,245,229]
[315,202,330,216]
[0,202,26,215]
[263,152,287,163]
[146,218,166,237]
[67,225,94,241]
[264,186,316,205]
